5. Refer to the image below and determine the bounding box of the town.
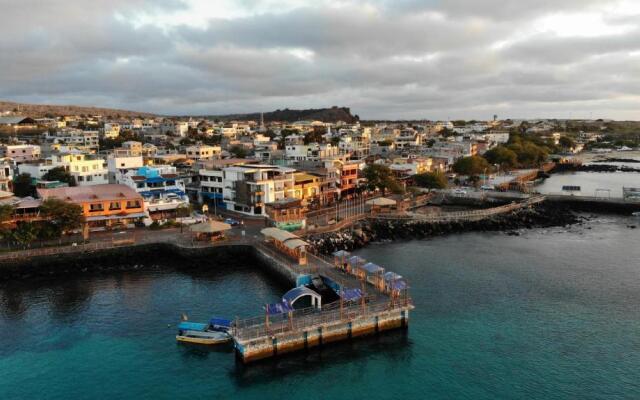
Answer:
[0,106,625,248]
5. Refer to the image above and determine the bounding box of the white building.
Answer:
[2,144,41,163]
[107,153,144,183]
[222,165,296,216]
[49,153,108,186]
[117,165,189,219]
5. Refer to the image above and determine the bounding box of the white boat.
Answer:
[176,318,232,345]
[632,212,640,217]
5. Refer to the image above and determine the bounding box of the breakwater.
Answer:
[0,243,254,281]
[552,163,640,173]
[308,204,582,254]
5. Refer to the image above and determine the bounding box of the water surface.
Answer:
[1,216,640,399]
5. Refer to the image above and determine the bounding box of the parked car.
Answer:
[224,218,240,226]
[453,189,467,195]
[481,185,495,191]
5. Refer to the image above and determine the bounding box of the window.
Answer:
[89,203,104,212]
[126,200,141,209]
[109,202,121,211]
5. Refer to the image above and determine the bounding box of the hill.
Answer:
[209,106,359,124]
[0,100,157,118]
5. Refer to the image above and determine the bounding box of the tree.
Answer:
[413,171,448,189]
[42,167,76,186]
[11,222,38,248]
[40,198,84,236]
[0,204,14,223]
[483,146,518,169]
[303,129,324,144]
[362,164,403,194]
[13,173,34,197]
[559,136,576,150]
[453,156,491,177]
[229,145,248,158]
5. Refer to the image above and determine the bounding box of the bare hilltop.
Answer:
[0,100,157,118]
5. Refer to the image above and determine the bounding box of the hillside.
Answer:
[0,100,157,118]
[210,106,359,124]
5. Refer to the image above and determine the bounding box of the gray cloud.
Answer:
[0,0,639,119]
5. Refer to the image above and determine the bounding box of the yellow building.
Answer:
[293,172,321,205]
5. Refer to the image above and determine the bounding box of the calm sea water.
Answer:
[2,216,640,399]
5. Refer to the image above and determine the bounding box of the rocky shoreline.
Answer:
[552,163,640,173]
[308,204,583,255]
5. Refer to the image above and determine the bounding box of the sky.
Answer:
[1,0,639,120]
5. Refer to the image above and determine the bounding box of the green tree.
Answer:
[453,156,491,176]
[559,136,576,150]
[13,173,34,197]
[0,204,14,223]
[42,167,76,186]
[483,146,518,169]
[413,171,448,189]
[229,145,248,158]
[12,222,38,248]
[40,198,84,236]
[362,164,403,194]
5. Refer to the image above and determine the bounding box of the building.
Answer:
[265,198,306,231]
[335,160,360,198]
[285,143,339,164]
[103,123,121,139]
[107,153,144,183]
[389,157,433,178]
[117,166,189,220]
[49,153,108,186]
[37,184,145,231]
[2,144,41,163]
[186,144,221,161]
[222,165,296,216]
[45,129,99,151]
[293,172,321,206]
[0,158,13,192]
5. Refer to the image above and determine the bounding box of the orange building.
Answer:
[37,184,146,231]
[339,161,359,198]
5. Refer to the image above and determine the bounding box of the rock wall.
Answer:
[308,204,582,255]
[0,244,255,281]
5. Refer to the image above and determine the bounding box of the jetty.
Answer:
[231,229,413,363]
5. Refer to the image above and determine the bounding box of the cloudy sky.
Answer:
[1,0,639,119]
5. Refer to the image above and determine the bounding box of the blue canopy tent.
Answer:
[265,300,294,315]
[340,288,363,302]
[384,271,402,282]
[361,262,384,274]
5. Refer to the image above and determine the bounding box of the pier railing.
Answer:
[370,195,546,223]
[233,294,411,342]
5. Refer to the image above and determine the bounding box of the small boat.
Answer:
[632,212,640,217]
[176,318,232,345]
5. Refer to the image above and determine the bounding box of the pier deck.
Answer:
[232,245,413,363]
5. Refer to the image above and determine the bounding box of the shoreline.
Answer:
[307,203,586,255]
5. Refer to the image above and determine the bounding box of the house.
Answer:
[0,158,13,192]
[185,144,221,161]
[37,184,145,231]
[222,164,296,216]
[117,165,189,220]
[2,144,41,163]
[293,172,321,206]
[49,153,108,186]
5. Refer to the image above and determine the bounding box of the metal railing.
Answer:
[233,294,411,342]
[371,195,546,222]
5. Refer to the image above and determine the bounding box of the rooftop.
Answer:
[37,184,143,203]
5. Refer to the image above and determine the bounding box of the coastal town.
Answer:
[1,107,636,252]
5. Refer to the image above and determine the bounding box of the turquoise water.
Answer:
[2,216,640,399]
